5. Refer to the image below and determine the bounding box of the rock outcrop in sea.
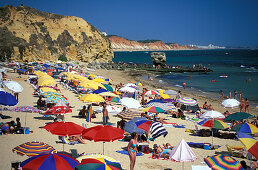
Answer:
[0,5,113,62]
[108,35,195,51]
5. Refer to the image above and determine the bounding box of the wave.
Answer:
[175,84,183,87]
[240,65,246,68]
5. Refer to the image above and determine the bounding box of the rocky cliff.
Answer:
[0,5,113,62]
[108,35,195,51]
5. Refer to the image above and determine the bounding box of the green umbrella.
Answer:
[224,112,254,122]
[111,97,120,103]
[103,84,113,92]
[75,158,122,170]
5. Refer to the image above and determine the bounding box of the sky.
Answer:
[1,0,258,47]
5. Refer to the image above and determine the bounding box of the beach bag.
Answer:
[142,146,150,154]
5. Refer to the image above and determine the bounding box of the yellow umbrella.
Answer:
[93,78,105,83]
[160,93,170,99]
[98,92,119,97]
[34,71,45,77]
[88,74,96,78]
[40,87,56,93]
[38,77,55,86]
[79,94,105,102]
[80,81,106,90]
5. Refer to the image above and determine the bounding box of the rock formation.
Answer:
[108,35,196,51]
[0,5,113,62]
[151,52,166,67]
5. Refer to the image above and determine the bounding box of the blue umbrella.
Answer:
[0,91,18,106]
[93,89,108,94]
[124,117,147,135]
[146,99,165,105]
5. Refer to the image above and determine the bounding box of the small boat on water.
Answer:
[219,75,228,78]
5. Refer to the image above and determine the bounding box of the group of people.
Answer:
[0,117,22,135]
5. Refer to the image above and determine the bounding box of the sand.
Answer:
[0,69,257,170]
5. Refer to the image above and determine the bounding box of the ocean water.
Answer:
[113,49,258,104]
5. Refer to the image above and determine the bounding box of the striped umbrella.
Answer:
[13,141,56,156]
[237,132,258,159]
[149,121,168,139]
[20,153,79,170]
[204,154,243,170]
[143,90,158,96]
[232,123,258,134]
[177,97,197,106]
[142,106,165,113]
[105,78,113,82]
[75,158,122,170]
[198,119,229,129]
[76,153,119,163]
[144,102,176,111]
[117,111,141,120]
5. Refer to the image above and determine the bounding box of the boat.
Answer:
[219,75,228,78]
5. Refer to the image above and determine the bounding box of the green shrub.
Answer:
[58,54,67,61]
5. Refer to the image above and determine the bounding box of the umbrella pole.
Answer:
[63,143,64,152]
[103,142,105,154]
[212,129,214,146]
[182,162,184,170]
[25,112,27,127]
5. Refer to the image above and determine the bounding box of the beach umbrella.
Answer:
[75,158,122,170]
[237,132,258,159]
[149,121,168,139]
[45,106,72,115]
[146,99,165,105]
[124,117,147,134]
[143,90,158,96]
[135,119,152,132]
[40,87,56,93]
[163,90,178,95]
[103,84,113,92]
[224,112,255,121]
[95,105,122,115]
[117,111,142,120]
[169,139,196,170]
[119,86,136,93]
[79,94,105,103]
[200,110,225,119]
[142,106,165,113]
[82,125,124,154]
[20,153,79,170]
[80,81,106,90]
[12,141,56,157]
[232,123,258,134]
[93,78,105,83]
[162,99,176,103]
[124,83,138,88]
[111,97,120,103]
[99,92,119,97]
[93,89,108,94]
[177,97,197,106]
[204,154,243,170]
[38,77,55,86]
[0,91,18,106]
[198,119,229,145]
[120,97,141,109]
[135,82,144,86]
[45,93,67,104]
[43,122,85,136]
[12,106,42,113]
[105,78,113,82]
[3,80,23,93]
[145,102,176,111]
[76,153,119,163]
[222,99,240,108]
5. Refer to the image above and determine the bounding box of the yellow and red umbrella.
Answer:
[75,158,122,170]
[237,132,258,159]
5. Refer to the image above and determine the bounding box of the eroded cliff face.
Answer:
[0,5,113,62]
[108,35,195,51]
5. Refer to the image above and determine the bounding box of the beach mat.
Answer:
[116,150,144,156]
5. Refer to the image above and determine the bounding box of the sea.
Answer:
[113,49,258,106]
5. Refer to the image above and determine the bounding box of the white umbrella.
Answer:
[95,105,122,115]
[124,83,137,88]
[221,99,240,108]
[163,90,178,95]
[169,139,197,170]
[121,97,141,109]
[0,88,4,91]
[200,110,225,119]
[3,81,23,93]
[119,86,136,93]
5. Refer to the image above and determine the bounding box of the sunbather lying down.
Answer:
[152,143,173,159]
[59,135,86,145]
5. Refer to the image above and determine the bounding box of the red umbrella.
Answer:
[82,125,124,154]
[43,122,85,136]
[135,120,153,131]
[45,106,72,115]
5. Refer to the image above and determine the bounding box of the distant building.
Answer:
[102,32,107,36]
[189,44,226,49]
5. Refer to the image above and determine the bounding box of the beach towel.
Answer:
[116,150,144,156]
[173,125,185,128]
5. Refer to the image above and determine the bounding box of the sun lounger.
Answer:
[70,149,79,158]
[226,145,245,158]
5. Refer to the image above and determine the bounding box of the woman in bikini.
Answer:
[245,98,249,113]
[240,98,245,112]
[127,132,138,170]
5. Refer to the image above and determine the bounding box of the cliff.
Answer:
[108,35,195,51]
[0,5,113,62]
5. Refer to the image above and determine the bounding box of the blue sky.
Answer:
[1,0,258,47]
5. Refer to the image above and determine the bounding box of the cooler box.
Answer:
[204,143,210,150]
[23,127,30,134]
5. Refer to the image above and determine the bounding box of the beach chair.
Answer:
[70,149,79,159]
[226,145,245,158]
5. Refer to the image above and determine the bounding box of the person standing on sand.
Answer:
[240,98,245,112]
[239,92,242,101]
[220,90,224,101]
[127,132,138,170]
[183,82,186,89]
[229,91,232,99]
[234,90,237,99]
[102,102,109,125]
[245,98,249,113]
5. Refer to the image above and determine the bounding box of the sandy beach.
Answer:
[0,68,257,170]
